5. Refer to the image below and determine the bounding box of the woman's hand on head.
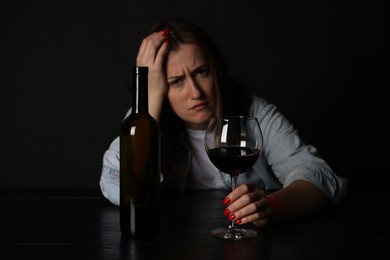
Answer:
[136,29,170,99]
[223,184,271,227]
[136,29,170,122]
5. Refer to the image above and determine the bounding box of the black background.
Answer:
[0,0,385,192]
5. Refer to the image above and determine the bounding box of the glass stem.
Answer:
[230,175,238,229]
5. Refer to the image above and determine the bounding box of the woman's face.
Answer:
[165,43,217,130]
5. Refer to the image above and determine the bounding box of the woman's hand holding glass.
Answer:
[224,183,271,228]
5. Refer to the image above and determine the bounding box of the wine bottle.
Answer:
[120,66,161,237]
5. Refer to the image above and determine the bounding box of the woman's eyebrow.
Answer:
[167,74,183,81]
[190,64,209,76]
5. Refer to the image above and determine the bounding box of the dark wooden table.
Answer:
[0,188,388,259]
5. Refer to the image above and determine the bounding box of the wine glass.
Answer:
[204,116,263,240]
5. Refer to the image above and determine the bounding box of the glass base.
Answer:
[211,227,257,240]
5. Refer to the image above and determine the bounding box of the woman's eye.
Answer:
[170,79,182,87]
[196,68,207,77]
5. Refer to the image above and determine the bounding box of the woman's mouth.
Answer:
[191,102,208,111]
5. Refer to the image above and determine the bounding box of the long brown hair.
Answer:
[149,20,253,177]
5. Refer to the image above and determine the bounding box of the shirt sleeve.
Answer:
[99,134,164,206]
[252,96,349,204]
[100,137,120,206]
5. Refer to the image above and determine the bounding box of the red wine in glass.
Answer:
[207,147,260,176]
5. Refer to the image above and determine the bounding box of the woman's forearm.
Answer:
[267,180,332,224]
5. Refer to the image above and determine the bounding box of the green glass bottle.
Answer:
[120,66,161,237]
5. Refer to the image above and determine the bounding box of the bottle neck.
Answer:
[132,66,149,114]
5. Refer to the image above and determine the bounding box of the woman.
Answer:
[100,20,348,227]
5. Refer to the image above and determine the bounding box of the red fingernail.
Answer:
[234,219,242,225]
[223,198,230,205]
[164,39,169,44]
[162,28,169,37]
[224,208,230,216]
[228,214,235,221]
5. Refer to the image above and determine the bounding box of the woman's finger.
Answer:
[224,183,258,205]
[136,30,168,66]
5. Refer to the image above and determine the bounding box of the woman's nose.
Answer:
[188,77,202,99]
